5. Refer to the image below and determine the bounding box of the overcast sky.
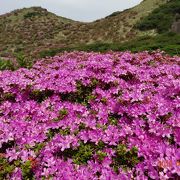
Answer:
[0,0,143,22]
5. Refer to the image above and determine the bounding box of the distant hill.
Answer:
[0,7,81,57]
[1,0,178,58]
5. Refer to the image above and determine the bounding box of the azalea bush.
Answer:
[0,51,179,179]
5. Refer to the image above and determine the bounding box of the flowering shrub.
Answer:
[0,51,179,179]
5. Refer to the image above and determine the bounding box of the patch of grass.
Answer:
[0,51,34,71]
[15,52,33,68]
[0,58,15,71]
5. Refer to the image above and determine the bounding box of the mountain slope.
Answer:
[136,0,180,33]
[0,7,82,57]
[0,0,169,57]
[79,0,168,43]
[53,0,168,45]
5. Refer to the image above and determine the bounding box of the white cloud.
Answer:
[0,0,142,22]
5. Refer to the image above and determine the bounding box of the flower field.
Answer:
[0,51,179,179]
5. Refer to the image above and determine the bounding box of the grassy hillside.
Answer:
[136,0,180,33]
[39,0,180,57]
[0,7,82,57]
[0,0,168,58]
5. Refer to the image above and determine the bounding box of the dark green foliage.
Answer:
[0,157,15,179]
[108,115,119,126]
[54,142,94,165]
[55,141,106,165]
[72,143,94,165]
[141,115,148,121]
[21,160,35,180]
[121,32,180,55]
[29,89,54,103]
[39,32,180,57]
[58,108,69,120]
[96,141,106,150]
[54,141,140,172]
[46,127,70,140]
[79,123,86,130]
[0,156,35,179]
[76,43,112,52]
[111,144,140,173]
[97,32,180,56]
[46,128,60,140]
[0,93,16,103]
[0,143,35,179]
[59,128,71,136]
[100,97,108,104]
[96,123,108,131]
[60,79,99,105]
[136,0,180,33]
[15,52,33,69]
[53,138,140,172]
[39,44,112,58]
[0,53,33,71]
[25,143,45,154]
[0,58,15,71]
[96,150,107,161]
[24,12,41,19]
[39,49,61,58]
[39,47,74,58]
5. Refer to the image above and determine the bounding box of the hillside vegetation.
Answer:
[0,0,168,58]
[0,7,81,57]
[39,32,180,58]
[136,0,180,33]
[39,0,180,58]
